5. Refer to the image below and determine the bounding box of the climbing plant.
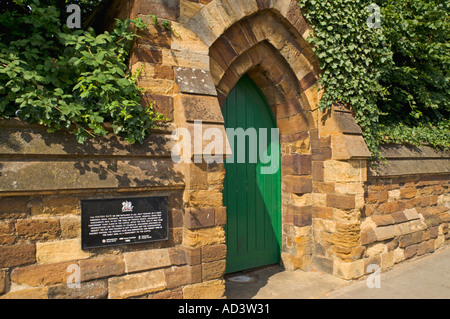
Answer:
[297,0,449,157]
[0,0,165,144]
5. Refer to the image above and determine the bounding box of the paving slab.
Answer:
[225,245,450,299]
[323,245,450,299]
[225,266,350,299]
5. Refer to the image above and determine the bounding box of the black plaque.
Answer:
[81,196,169,249]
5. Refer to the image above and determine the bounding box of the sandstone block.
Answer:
[36,239,89,264]
[165,266,191,289]
[16,218,60,241]
[202,260,226,281]
[123,249,171,273]
[201,244,227,263]
[326,194,355,210]
[0,243,36,268]
[183,226,226,248]
[182,279,225,299]
[10,261,73,286]
[108,270,166,299]
[79,255,125,281]
[334,259,364,280]
[184,207,215,229]
[0,287,48,299]
[47,280,108,299]
[0,221,15,245]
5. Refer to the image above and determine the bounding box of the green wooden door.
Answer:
[222,74,281,274]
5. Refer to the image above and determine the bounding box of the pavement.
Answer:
[224,244,450,299]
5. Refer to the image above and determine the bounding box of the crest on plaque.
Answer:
[122,201,134,213]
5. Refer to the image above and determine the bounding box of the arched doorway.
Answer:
[222,74,282,274]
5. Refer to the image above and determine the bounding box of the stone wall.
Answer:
[358,145,450,280]
[0,119,225,299]
[1,0,449,299]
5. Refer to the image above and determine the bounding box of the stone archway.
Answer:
[180,0,371,275]
[121,0,372,284]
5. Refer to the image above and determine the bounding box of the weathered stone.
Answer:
[0,287,48,299]
[0,270,6,294]
[164,266,191,289]
[313,256,333,274]
[79,256,125,281]
[169,247,187,266]
[16,218,60,241]
[281,154,312,176]
[47,280,108,299]
[178,94,224,123]
[417,240,435,256]
[0,220,15,244]
[149,289,183,299]
[184,207,215,229]
[201,244,227,263]
[0,243,36,268]
[182,279,225,299]
[326,194,355,210]
[399,232,423,248]
[381,251,394,270]
[131,0,180,21]
[123,249,171,273]
[283,176,312,194]
[36,239,89,264]
[404,244,418,259]
[323,160,362,182]
[361,229,377,245]
[183,226,226,248]
[374,225,397,241]
[214,207,227,226]
[334,259,364,280]
[10,261,73,286]
[184,247,201,265]
[175,67,217,96]
[108,269,166,299]
[59,215,80,238]
[0,197,29,219]
[372,215,396,227]
[202,260,226,281]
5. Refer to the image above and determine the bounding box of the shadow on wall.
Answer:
[0,120,184,192]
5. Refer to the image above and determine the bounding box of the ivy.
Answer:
[297,0,449,157]
[0,0,165,144]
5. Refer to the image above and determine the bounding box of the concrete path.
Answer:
[224,245,450,299]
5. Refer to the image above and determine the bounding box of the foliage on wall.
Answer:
[298,0,449,157]
[0,0,165,144]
